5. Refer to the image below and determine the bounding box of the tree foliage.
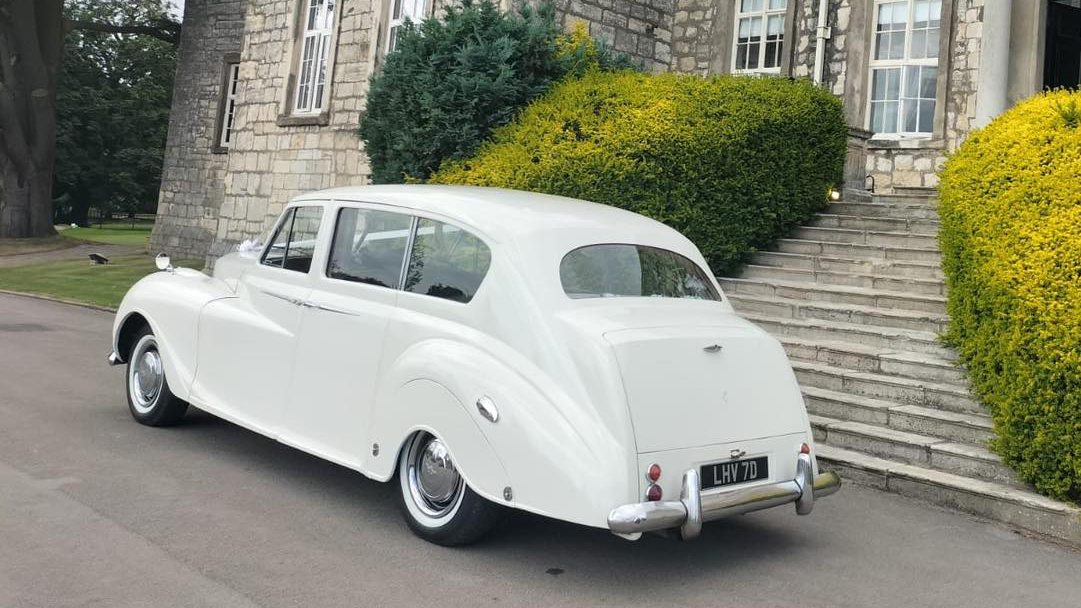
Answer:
[53,0,178,224]
[358,0,632,184]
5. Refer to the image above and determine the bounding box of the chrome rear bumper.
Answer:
[607,453,840,540]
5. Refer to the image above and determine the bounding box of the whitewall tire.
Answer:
[125,328,188,426]
[396,432,503,545]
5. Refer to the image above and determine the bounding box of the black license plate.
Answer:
[700,456,769,490]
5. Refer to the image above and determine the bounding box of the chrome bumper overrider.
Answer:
[607,453,841,540]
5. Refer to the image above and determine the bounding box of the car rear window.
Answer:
[560,244,720,301]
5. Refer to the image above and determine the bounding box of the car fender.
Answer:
[368,339,635,529]
[112,269,234,401]
[368,378,512,509]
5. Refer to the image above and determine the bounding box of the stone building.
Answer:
[153,0,1081,260]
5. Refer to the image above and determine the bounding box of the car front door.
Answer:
[281,204,414,465]
[191,204,325,436]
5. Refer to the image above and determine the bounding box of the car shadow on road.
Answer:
[165,407,818,596]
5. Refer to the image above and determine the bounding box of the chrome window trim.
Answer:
[398,215,420,291]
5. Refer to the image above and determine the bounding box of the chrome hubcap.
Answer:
[129,339,163,411]
[407,434,464,518]
[417,439,459,503]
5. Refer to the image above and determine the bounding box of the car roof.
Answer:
[291,185,682,246]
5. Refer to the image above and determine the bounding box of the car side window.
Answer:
[261,206,324,273]
[404,218,491,303]
[327,207,413,288]
[261,208,294,268]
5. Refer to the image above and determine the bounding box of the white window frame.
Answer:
[866,0,942,138]
[386,0,428,54]
[731,0,788,74]
[219,62,240,148]
[294,0,336,115]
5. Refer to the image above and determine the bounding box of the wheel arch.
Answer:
[115,311,150,364]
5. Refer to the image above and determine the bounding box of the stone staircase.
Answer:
[721,192,1081,545]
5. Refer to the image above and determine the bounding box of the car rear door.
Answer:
[281,204,413,465]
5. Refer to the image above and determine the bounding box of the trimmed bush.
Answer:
[358,0,630,184]
[429,71,847,275]
[938,90,1081,502]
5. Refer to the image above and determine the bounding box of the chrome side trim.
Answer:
[607,455,842,539]
[261,290,303,306]
[310,302,358,316]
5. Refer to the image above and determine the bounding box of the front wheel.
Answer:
[125,328,188,426]
[396,432,503,546]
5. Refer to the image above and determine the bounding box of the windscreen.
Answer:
[559,244,720,301]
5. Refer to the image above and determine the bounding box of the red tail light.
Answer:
[800,443,811,454]
[646,483,662,501]
[646,463,661,482]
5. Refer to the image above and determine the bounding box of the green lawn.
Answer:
[61,223,153,247]
[0,254,203,309]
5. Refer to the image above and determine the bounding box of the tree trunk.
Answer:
[0,0,64,238]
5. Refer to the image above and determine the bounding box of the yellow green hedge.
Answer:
[938,90,1081,502]
[429,71,847,275]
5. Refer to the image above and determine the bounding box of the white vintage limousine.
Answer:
[108,185,839,545]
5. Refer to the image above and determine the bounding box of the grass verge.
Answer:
[0,254,203,310]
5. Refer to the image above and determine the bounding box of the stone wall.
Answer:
[670,0,718,74]
[207,0,378,258]
[792,0,855,99]
[151,0,245,259]
[550,0,674,71]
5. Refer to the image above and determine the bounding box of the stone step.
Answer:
[879,187,938,201]
[791,226,940,249]
[749,251,944,281]
[801,386,992,444]
[718,277,947,315]
[827,201,941,220]
[779,336,966,384]
[809,214,941,235]
[793,360,979,413]
[742,313,954,359]
[815,445,1081,546]
[738,265,946,296]
[810,416,1016,486]
[775,239,942,264]
[729,294,949,334]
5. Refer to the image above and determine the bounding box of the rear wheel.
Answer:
[125,327,188,426]
[396,432,503,546]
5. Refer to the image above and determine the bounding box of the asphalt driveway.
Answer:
[0,293,1078,608]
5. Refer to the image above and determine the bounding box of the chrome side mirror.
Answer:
[155,252,174,272]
